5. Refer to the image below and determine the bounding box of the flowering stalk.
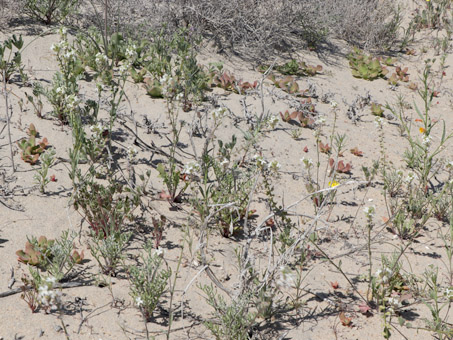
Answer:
[364,205,376,300]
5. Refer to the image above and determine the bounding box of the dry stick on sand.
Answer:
[3,70,15,173]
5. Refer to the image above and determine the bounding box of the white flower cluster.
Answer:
[277,266,297,288]
[315,116,326,125]
[444,287,453,300]
[127,146,138,161]
[65,93,80,109]
[330,101,338,109]
[51,28,77,64]
[119,61,131,75]
[386,296,402,312]
[374,116,385,129]
[212,107,227,121]
[363,205,376,218]
[175,92,184,102]
[182,161,200,175]
[421,134,432,147]
[300,157,314,169]
[155,248,164,257]
[55,85,67,95]
[95,52,108,66]
[253,154,266,168]
[220,158,229,168]
[50,40,69,54]
[404,171,417,183]
[90,122,106,135]
[267,115,279,130]
[125,44,138,61]
[135,296,144,307]
[253,155,281,172]
[268,159,282,172]
[375,267,393,284]
[160,74,174,97]
[38,276,62,310]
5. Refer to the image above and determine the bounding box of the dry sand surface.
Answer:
[1,3,453,340]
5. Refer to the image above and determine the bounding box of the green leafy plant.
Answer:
[73,180,139,237]
[201,284,256,340]
[129,242,171,321]
[26,83,44,118]
[0,34,25,83]
[33,148,56,193]
[268,75,301,95]
[279,109,315,127]
[17,124,49,165]
[275,59,322,76]
[89,227,131,277]
[16,231,84,281]
[371,102,385,117]
[348,48,389,80]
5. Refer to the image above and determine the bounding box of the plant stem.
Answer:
[167,246,184,340]
[3,71,15,173]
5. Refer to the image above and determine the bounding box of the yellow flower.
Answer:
[329,180,339,188]
[419,127,426,133]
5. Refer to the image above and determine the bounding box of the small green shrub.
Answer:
[348,48,389,80]
[201,284,256,340]
[129,243,171,321]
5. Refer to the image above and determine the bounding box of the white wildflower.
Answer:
[135,296,144,307]
[422,134,432,147]
[363,205,376,218]
[386,296,402,312]
[65,94,80,109]
[119,62,130,75]
[444,287,453,300]
[155,248,164,257]
[175,92,184,102]
[374,116,384,129]
[253,154,267,168]
[330,101,338,109]
[220,158,229,168]
[267,115,279,129]
[64,49,76,61]
[95,52,108,65]
[45,276,57,285]
[268,160,281,172]
[125,45,137,61]
[300,157,313,169]
[182,161,200,175]
[127,146,138,161]
[90,123,105,134]
[375,267,393,284]
[404,172,417,183]
[316,116,326,125]
[212,107,227,120]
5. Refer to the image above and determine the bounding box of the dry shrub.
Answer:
[7,0,400,59]
[142,0,402,58]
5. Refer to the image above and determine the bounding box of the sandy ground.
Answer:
[1,2,453,340]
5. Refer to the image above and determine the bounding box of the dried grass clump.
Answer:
[321,0,402,50]
[143,0,401,58]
